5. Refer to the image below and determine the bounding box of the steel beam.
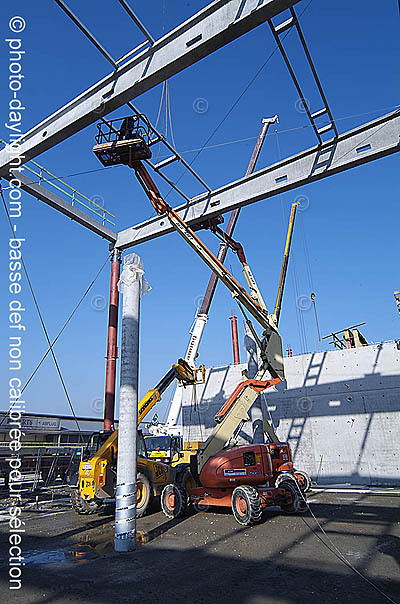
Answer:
[11,172,117,242]
[0,0,300,173]
[116,110,400,249]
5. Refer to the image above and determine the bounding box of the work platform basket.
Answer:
[93,115,152,167]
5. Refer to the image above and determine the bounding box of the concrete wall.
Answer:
[182,340,400,486]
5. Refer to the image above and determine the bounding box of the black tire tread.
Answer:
[161,483,188,519]
[232,485,262,526]
[136,471,153,518]
[70,488,103,515]
[279,480,305,514]
[294,470,312,493]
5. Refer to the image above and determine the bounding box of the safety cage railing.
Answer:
[93,114,154,167]
[95,114,152,147]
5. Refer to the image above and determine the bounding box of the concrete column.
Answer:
[244,324,264,444]
[114,253,149,553]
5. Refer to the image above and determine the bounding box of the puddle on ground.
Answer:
[24,544,98,565]
[24,549,68,565]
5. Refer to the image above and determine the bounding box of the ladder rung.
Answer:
[311,108,328,119]
[274,16,294,35]
[115,39,150,65]
[317,123,334,135]
[153,155,178,170]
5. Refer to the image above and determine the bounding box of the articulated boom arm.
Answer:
[133,161,284,380]
[138,358,203,424]
[210,224,268,312]
[197,371,281,471]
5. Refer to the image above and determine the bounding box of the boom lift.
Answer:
[157,191,299,438]
[161,117,278,432]
[130,164,308,524]
[206,200,310,494]
[92,117,308,524]
[71,358,204,516]
[132,161,284,381]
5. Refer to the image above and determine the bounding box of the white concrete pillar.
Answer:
[114,253,150,553]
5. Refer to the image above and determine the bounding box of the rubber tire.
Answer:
[176,468,196,491]
[275,472,297,488]
[70,488,104,515]
[232,485,262,526]
[161,484,188,519]
[279,480,307,514]
[294,470,312,493]
[136,471,153,518]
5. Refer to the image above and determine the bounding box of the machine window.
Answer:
[243,451,256,466]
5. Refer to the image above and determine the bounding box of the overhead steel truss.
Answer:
[0,0,300,173]
[0,0,397,250]
[116,110,400,249]
[53,1,211,199]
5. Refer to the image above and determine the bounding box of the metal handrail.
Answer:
[95,114,152,147]
[0,138,116,226]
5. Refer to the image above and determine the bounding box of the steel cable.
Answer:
[1,186,111,435]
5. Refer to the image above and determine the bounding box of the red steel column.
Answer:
[229,315,240,365]
[104,248,122,431]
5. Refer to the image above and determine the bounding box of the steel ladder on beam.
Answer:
[269,7,338,144]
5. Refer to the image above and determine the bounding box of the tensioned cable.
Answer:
[1,186,89,437]
[293,483,399,604]
[299,213,314,293]
[274,119,308,355]
[166,103,400,157]
[6,104,397,192]
[161,0,315,198]
[0,249,113,426]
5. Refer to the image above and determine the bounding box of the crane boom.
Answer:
[165,117,278,428]
[78,359,204,474]
[133,161,284,380]
[198,117,278,317]
[274,201,300,325]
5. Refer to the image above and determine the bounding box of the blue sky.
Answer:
[1,1,399,422]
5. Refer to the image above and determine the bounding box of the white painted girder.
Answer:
[0,0,300,173]
[116,110,400,250]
